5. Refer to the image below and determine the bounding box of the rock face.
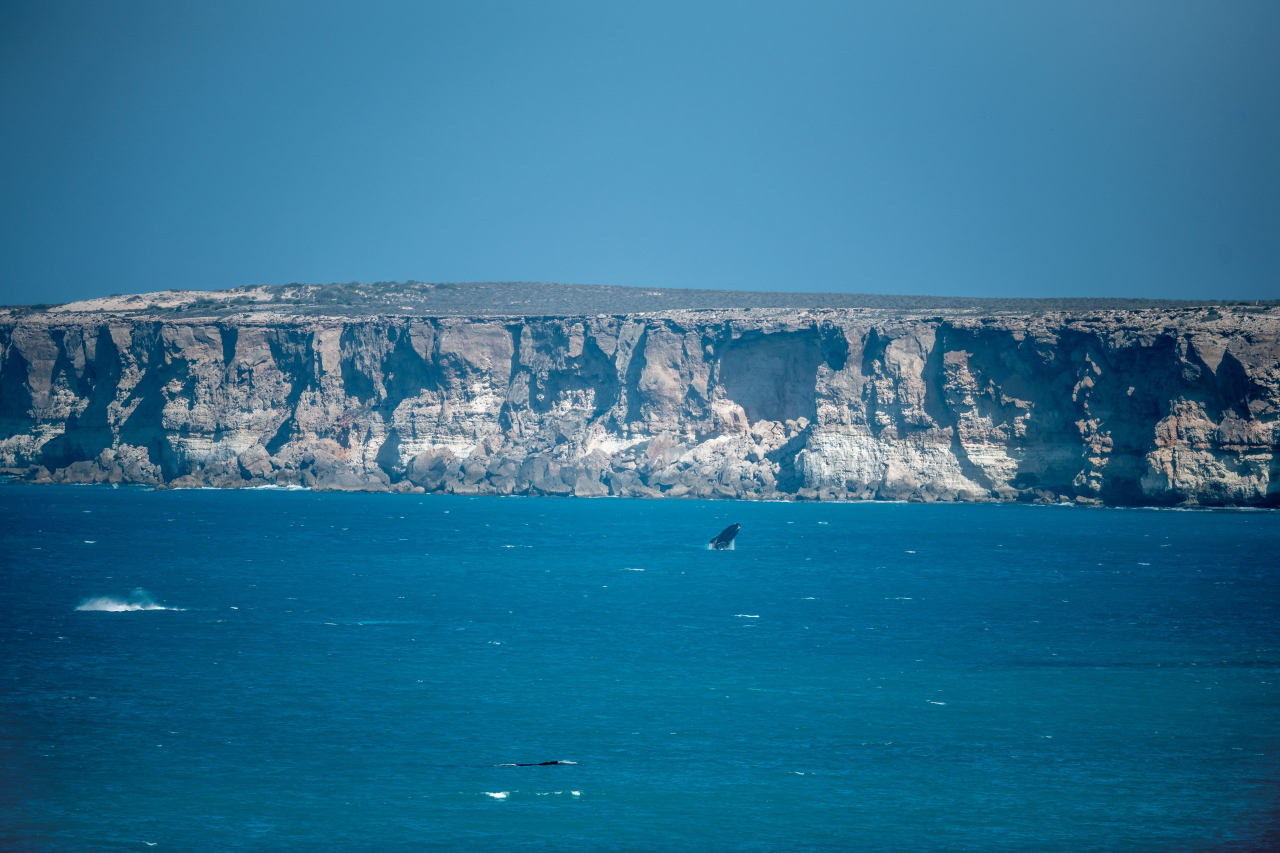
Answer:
[2,306,1278,505]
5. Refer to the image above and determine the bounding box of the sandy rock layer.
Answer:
[2,307,1277,505]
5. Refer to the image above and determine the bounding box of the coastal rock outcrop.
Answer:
[2,305,1278,505]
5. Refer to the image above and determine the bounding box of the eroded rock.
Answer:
[2,306,1278,505]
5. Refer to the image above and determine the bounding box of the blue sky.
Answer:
[1,0,1277,304]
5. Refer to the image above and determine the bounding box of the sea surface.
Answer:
[2,487,1278,852]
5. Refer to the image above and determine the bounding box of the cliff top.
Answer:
[4,281,1275,321]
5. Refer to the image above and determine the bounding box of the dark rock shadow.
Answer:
[719,330,823,424]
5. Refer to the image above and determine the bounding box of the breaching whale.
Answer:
[709,523,740,550]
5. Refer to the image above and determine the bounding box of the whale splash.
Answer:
[76,588,184,612]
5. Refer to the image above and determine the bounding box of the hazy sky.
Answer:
[1,1,1277,304]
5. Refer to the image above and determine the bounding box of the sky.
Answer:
[1,1,1278,305]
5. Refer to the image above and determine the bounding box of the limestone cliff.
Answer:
[3,304,1278,505]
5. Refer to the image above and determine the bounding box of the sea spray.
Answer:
[76,588,183,612]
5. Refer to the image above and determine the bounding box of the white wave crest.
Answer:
[76,588,183,612]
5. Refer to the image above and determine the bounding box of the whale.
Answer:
[709,523,740,550]
[495,760,578,766]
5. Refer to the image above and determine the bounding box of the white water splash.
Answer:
[76,588,183,612]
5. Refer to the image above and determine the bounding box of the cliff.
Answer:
[3,299,1279,506]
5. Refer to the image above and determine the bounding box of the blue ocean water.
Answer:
[1,487,1278,852]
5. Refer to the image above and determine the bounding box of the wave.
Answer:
[1126,504,1277,513]
[76,588,184,612]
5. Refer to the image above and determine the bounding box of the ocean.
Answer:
[2,487,1277,852]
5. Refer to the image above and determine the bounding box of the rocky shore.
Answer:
[3,294,1278,505]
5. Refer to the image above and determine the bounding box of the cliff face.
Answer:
[2,307,1278,505]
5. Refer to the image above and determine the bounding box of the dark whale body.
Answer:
[709,523,741,550]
